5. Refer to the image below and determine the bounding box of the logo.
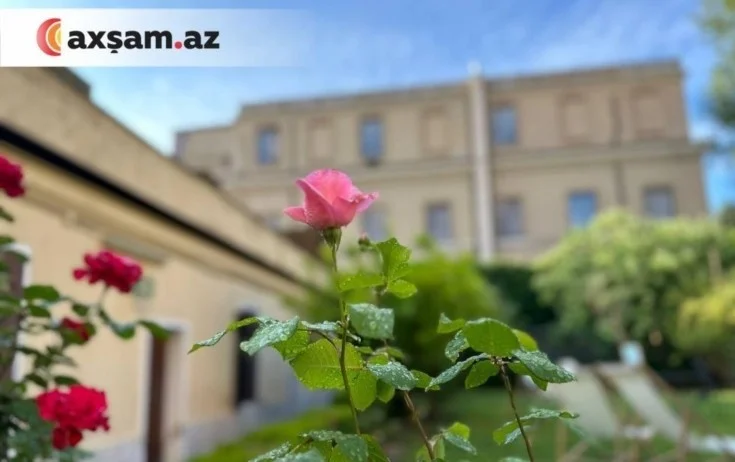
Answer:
[37,18,62,57]
[35,17,220,56]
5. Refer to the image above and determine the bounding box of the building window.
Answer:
[360,117,384,164]
[497,198,523,237]
[257,127,278,165]
[361,208,387,241]
[644,186,675,219]
[491,105,517,146]
[568,191,597,228]
[426,202,453,243]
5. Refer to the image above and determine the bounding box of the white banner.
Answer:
[0,9,312,67]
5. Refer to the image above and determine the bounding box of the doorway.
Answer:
[145,327,185,462]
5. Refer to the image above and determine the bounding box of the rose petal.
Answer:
[296,179,337,229]
[283,206,308,224]
[301,169,354,203]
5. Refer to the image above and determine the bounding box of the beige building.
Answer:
[176,60,708,260]
[0,68,328,462]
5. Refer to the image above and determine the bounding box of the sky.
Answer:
[4,0,735,211]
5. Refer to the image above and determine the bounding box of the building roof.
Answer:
[0,122,306,285]
[0,68,323,289]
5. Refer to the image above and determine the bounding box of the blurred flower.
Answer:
[73,250,142,293]
[284,169,378,230]
[60,317,93,344]
[36,385,110,450]
[0,154,25,198]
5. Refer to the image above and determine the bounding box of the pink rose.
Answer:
[284,169,378,230]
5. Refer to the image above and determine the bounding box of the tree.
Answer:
[702,0,735,128]
[533,210,735,348]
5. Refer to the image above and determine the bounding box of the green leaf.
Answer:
[437,313,466,334]
[367,360,417,391]
[71,303,90,317]
[513,329,539,351]
[443,422,476,454]
[25,373,47,388]
[348,303,394,340]
[189,316,260,353]
[374,345,405,360]
[362,435,390,462]
[273,328,310,361]
[334,434,368,462]
[0,207,13,222]
[386,279,417,298]
[513,350,576,384]
[23,285,61,302]
[375,237,411,280]
[427,354,487,390]
[376,380,395,403]
[241,317,300,356]
[445,330,469,362]
[412,370,440,391]
[464,361,499,389]
[109,321,137,340]
[138,320,171,339]
[349,368,378,411]
[249,442,292,462]
[336,272,384,292]
[28,303,50,318]
[291,339,360,390]
[493,409,578,445]
[275,448,325,461]
[303,321,340,334]
[462,318,520,358]
[508,363,549,391]
[445,422,470,439]
[54,375,79,386]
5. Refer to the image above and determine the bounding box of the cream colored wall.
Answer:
[1,147,306,451]
[341,172,475,253]
[491,75,688,152]
[173,62,705,262]
[493,152,706,261]
[180,93,472,174]
[0,68,318,288]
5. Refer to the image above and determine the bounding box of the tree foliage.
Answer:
[533,210,735,347]
[701,0,735,128]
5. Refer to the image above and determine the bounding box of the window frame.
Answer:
[497,196,524,238]
[360,115,385,165]
[256,126,279,166]
[491,104,518,146]
[425,202,454,243]
[643,185,676,219]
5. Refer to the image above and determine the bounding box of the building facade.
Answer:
[176,60,708,261]
[0,68,328,462]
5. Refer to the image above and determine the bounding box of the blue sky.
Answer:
[5,0,735,211]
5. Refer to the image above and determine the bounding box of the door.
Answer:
[146,329,185,462]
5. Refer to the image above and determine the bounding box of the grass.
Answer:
[192,389,735,462]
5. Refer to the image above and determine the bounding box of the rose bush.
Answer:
[191,168,579,462]
[0,154,169,460]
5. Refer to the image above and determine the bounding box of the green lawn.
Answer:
[193,389,735,462]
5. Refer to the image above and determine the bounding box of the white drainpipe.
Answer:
[467,62,495,261]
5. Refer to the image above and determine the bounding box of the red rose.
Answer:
[0,155,24,198]
[72,250,143,293]
[60,317,93,343]
[36,385,110,450]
